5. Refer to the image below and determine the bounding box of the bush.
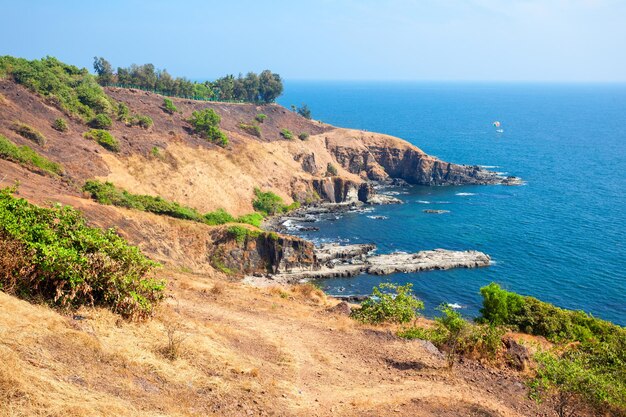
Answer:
[252,188,287,216]
[0,187,163,319]
[227,225,260,244]
[116,102,130,122]
[53,118,68,132]
[188,108,228,146]
[298,132,309,141]
[351,283,424,324]
[239,122,261,138]
[130,114,153,129]
[163,98,178,114]
[11,122,46,145]
[0,56,116,120]
[326,163,338,176]
[236,212,264,227]
[255,113,267,123]
[203,208,235,225]
[280,128,293,140]
[83,180,201,221]
[479,283,626,413]
[296,104,312,119]
[89,113,113,129]
[84,129,120,152]
[0,135,62,175]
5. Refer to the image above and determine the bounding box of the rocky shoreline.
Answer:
[243,242,491,286]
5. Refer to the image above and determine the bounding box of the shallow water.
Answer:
[278,82,626,325]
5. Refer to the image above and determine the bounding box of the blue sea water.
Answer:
[278,81,626,325]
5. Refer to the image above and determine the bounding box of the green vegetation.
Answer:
[252,188,299,216]
[298,132,309,141]
[94,57,283,103]
[116,102,130,122]
[295,104,312,119]
[326,163,338,176]
[10,122,46,146]
[351,283,424,324]
[0,135,62,175]
[83,180,261,228]
[52,118,68,132]
[255,113,267,123]
[89,113,113,129]
[0,186,163,319]
[188,108,228,146]
[0,56,115,120]
[162,98,178,114]
[130,114,153,129]
[280,128,293,140]
[84,129,120,152]
[479,283,626,414]
[236,212,264,228]
[227,225,261,244]
[238,122,261,138]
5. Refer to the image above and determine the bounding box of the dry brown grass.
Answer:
[0,267,552,417]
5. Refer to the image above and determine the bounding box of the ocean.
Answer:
[278,81,626,325]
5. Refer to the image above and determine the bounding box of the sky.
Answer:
[1,0,625,82]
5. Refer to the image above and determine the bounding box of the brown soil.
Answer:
[0,269,556,417]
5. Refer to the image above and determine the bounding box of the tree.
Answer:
[243,72,260,102]
[296,104,312,119]
[259,70,283,103]
[93,57,114,85]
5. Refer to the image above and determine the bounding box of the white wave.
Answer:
[479,165,500,169]
[416,200,431,204]
[447,303,463,309]
[434,201,451,204]
[367,215,388,220]
[455,192,476,196]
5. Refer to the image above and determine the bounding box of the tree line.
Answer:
[93,57,283,103]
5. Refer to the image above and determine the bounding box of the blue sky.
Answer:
[1,0,624,81]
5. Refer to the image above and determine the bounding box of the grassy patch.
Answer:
[280,128,293,140]
[11,122,46,145]
[252,188,299,216]
[52,118,68,132]
[0,186,163,319]
[238,122,261,138]
[84,129,120,152]
[255,113,267,123]
[0,135,62,175]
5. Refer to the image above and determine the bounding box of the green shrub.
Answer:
[11,122,46,145]
[203,208,235,225]
[0,187,163,319]
[163,98,178,114]
[255,113,267,123]
[351,283,424,324]
[89,113,112,129]
[226,225,260,244]
[53,118,68,132]
[239,122,261,138]
[296,104,312,119]
[188,108,228,146]
[252,188,285,216]
[326,163,338,176]
[116,102,130,122]
[150,146,161,158]
[0,135,62,175]
[130,114,153,129]
[280,128,293,140]
[84,129,119,152]
[83,180,201,221]
[479,283,626,413]
[0,56,116,120]
[298,132,309,141]
[236,212,264,227]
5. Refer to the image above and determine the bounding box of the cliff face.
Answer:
[209,228,316,275]
[324,129,503,186]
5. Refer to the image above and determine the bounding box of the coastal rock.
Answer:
[315,243,376,263]
[366,249,491,275]
[504,338,530,371]
[327,301,352,316]
[423,209,450,214]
